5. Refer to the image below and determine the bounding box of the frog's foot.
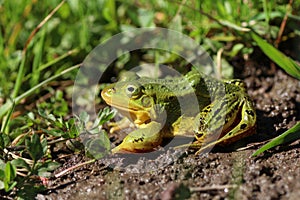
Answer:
[108,118,134,134]
[111,121,164,154]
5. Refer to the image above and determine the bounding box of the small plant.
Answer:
[78,107,116,159]
[0,132,61,195]
[0,161,17,192]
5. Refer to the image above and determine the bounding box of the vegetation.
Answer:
[0,0,299,198]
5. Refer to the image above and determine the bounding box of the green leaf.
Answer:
[251,31,300,80]
[11,158,31,171]
[41,128,63,137]
[6,181,17,192]
[103,0,115,22]
[0,159,5,170]
[25,134,44,161]
[96,107,116,126]
[228,43,244,57]
[169,15,182,33]
[44,161,61,171]
[38,108,56,122]
[252,122,300,156]
[37,169,51,178]
[85,131,111,159]
[138,8,155,27]
[0,180,4,190]
[4,161,16,189]
[68,119,80,138]
[79,111,90,125]
[0,133,11,150]
[37,161,60,177]
[41,137,48,154]
[0,169,5,180]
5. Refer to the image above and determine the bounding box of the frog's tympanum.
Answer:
[101,69,256,154]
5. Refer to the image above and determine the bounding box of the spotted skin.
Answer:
[101,69,256,154]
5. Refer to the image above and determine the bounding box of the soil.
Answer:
[37,48,300,200]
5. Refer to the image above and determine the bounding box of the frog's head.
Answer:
[101,78,155,125]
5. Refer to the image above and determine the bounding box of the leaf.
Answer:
[5,162,13,183]
[85,131,111,159]
[41,137,48,154]
[41,128,63,137]
[79,111,90,125]
[0,169,5,180]
[0,133,11,150]
[252,122,300,156]
[103,0,116,22]
[38,108,57,123]
[44,161,61,171]
[228,43,244,57]
[97,107,116,126]
[25,134,44,161]
[38,169,51,178]
[68,119,80,138]
[37,161,60,177]
[11,158,31,171]
[138,8,155,27]
[6,181,17,192]
[169,15,182,33]
[251,31,300,80]
[0,180,4,190]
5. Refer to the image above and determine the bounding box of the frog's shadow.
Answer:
[107,110,280,168]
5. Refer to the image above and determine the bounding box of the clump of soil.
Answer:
[38,49,300,200]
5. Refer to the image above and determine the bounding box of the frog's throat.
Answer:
[110,104,151,125]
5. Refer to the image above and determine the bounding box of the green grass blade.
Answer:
[0,100,15,133]
[30,28,46,87]
[11,53,26,99]
[38,49,79,72]
[252,122,300,156]
[251,31,300,80]
[0,64,80,120]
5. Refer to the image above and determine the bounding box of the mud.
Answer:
[37,48,300,200]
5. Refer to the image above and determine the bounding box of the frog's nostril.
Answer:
[108,88,116,94]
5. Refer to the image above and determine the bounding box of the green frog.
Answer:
[101,69,256,154]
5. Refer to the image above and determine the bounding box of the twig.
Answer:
[174,0,187,18]
[236,139,273,151]
[23,0,66,53]
[275,0,293,47]
[190,184,237,192]
[216,48,224,79]
[3,148,33,165]
[54,159,96,178]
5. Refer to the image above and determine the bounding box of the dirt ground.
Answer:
[37,47,300,200]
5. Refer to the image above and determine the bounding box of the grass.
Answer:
[0,0,299,198]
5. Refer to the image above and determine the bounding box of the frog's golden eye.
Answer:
[126,84,142,98]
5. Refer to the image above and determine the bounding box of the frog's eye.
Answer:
[126,84,142,98]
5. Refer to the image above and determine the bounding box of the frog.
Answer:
[101,69,256,155]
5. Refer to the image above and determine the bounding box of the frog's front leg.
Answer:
[108,118,134,134]
[111,121,164,153]
[193,95,256,154]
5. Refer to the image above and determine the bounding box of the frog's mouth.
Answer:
[110,103,151,125]
[101,89,151,125]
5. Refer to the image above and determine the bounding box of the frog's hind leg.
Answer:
[194,96,256,155]
[174,97,240,152]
